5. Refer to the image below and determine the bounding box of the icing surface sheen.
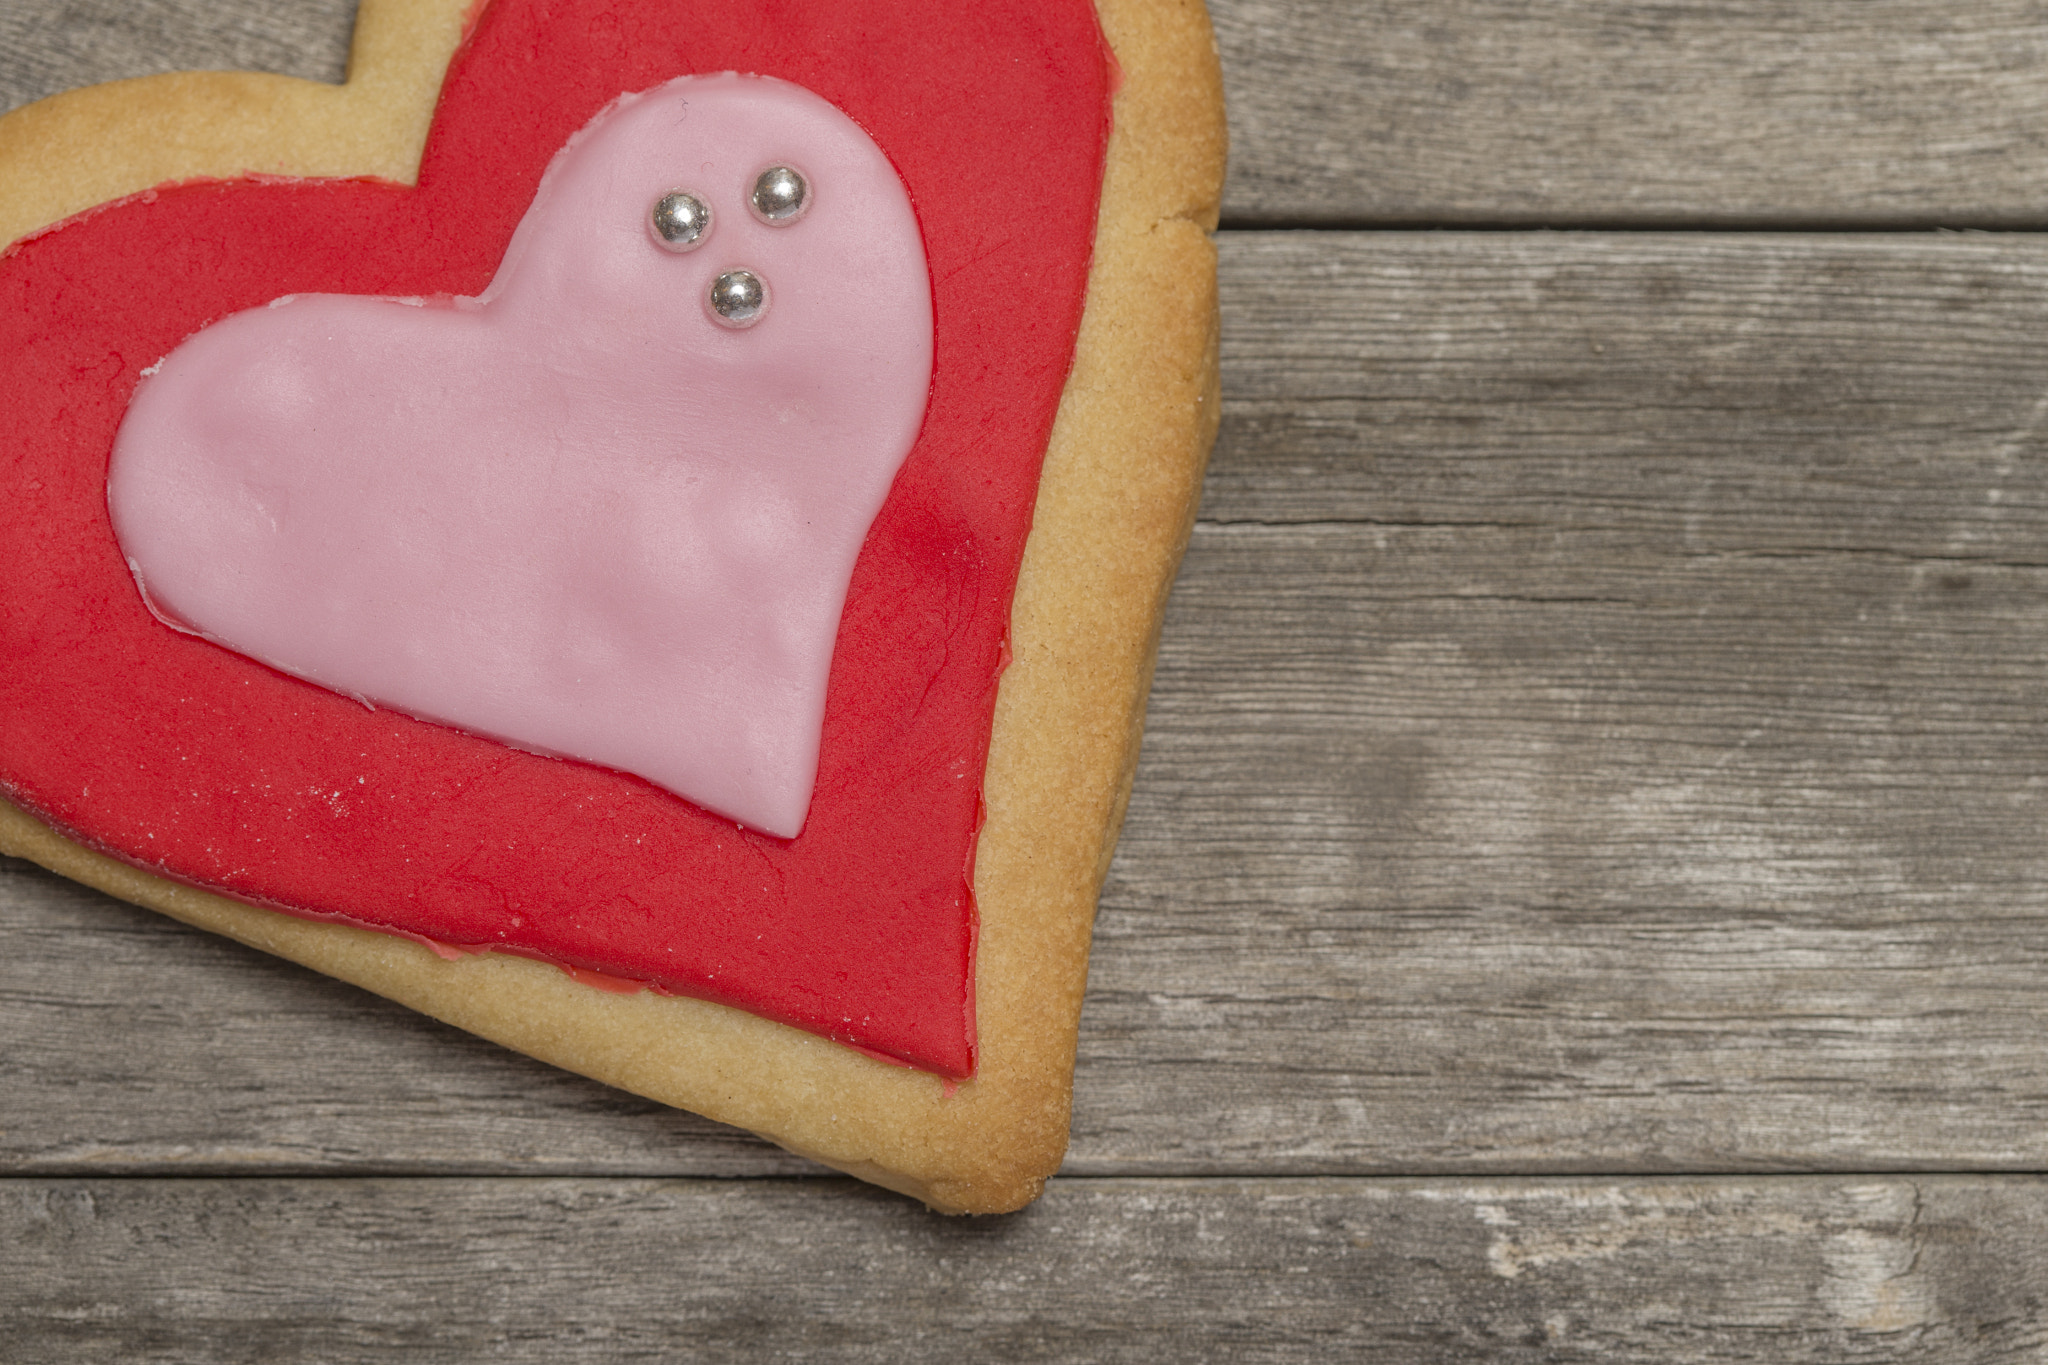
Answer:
[109,75,934,839]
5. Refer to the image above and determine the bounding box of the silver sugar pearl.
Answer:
[709,268,769,328]
[749,165,810,224]
[650,190,712,251]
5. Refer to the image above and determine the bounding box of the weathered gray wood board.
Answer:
[0,0,352,112]
[10,1175,2048,1363]
[1210,232,2048,549]
[1110,232,2048,1169]
[10,1,2048,225]
[1216,0,2048,225]
[13,233,2048,1179]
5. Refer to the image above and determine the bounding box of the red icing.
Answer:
[560,964,654,996]
[0,0,1112,1077]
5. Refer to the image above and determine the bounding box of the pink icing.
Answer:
[106,74,934,839]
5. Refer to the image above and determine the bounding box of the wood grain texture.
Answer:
[10,1175,2048,1363]
[1212,0,2048,225]
[0,0,354,114]
[1096,230,2048,1170]
[14,233,2048,1178]
[1206,231,2048,549]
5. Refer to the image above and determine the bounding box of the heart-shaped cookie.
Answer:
[1,0,1116,1078]
[0,0,1225,1211]
[111,74,933,839]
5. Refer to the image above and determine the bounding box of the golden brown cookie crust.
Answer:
[0,0,1224,1214]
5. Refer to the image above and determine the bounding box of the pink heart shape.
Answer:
[107,73,933,839]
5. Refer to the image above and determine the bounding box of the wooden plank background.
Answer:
[9,2,2048,1359]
